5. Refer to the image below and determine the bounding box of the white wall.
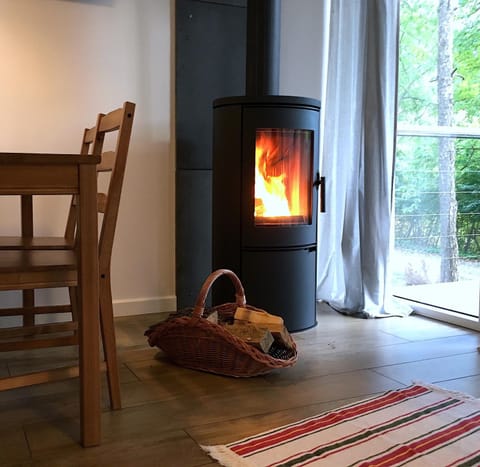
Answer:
[279,0,327,100]
[0,0,175,316]
[280,0,329,175]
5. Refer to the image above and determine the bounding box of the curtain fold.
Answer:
[316,0,404,317]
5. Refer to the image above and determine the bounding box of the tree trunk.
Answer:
[437,0,459,282]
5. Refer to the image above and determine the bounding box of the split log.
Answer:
[234,307,294,349]
[224,322,274,353]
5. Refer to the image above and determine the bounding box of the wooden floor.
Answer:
[1,302,479,466]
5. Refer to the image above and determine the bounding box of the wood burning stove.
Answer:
[211,0,324,331]
[212,96,322,331]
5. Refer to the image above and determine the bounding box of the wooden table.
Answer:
[0,153,101,447]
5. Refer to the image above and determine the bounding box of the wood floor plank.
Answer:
[0,428,31,465]
[269,333,480,382]
[0,362,8,378]
[433,374,480,398]
[29,428,210,467]
[372,352,480,386]
[372,313,475,340]
[0,304,478,466]
[187,395,369,447]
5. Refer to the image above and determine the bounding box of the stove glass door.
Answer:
[254,128,313,226]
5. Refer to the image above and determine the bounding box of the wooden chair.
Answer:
[0,101,135,411]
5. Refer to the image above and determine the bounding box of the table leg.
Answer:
[78,164,101,447]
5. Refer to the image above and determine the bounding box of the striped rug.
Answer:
[201,384,480,466]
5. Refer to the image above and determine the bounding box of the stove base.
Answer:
[241,246,317,332]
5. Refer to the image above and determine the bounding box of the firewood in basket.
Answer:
[234,307,294,349]
[234,307,284,325]
[224,322,274,353]
[205,310,218,324]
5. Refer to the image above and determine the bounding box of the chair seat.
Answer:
[0,250,77,291]
[0,236,73,250]
[0,250,77,272]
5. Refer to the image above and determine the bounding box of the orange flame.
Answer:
[254,134,291,218]
[254,130,310,225]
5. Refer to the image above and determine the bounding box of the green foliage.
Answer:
[395,137,440,251]
[397,0,480,259]
[453,0,480,124]
[398,0,438,125]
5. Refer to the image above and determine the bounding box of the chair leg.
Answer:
[21,195,35,329]
[99,274,121,410]
[22,289,35,328]
[68,286,79,337]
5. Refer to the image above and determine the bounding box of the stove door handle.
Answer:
[314,174,326,213]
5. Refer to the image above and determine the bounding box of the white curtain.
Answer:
[316,0,404,317]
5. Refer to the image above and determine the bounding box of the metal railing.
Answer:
[394,125,480,322]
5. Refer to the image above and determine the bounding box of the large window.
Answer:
[394,0,480,325]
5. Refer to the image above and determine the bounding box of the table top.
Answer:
[0,152,100,165]
[0,153,100,195]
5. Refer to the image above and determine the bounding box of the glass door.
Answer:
[394,0,480,328]
[393,130,480,326]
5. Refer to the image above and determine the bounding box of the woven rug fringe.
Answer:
[413,381,479,401]
[201,445,253,467]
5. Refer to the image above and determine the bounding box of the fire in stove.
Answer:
[254,128,312,225]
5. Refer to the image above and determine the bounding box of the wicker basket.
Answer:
[145,269,297,377]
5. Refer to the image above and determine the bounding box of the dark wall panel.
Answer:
[176,169,212,308]
[175,0,246,308]
[176,0,246,170]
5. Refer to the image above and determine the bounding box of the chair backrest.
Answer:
[65,101,135,273]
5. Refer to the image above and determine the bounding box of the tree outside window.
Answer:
[395,0,480,287]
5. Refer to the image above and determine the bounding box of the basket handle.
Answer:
[192,269,246,318]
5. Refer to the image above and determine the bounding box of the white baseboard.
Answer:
[112,296,177,317]
[0,295,177,322]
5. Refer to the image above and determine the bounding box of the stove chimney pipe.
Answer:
[246,0,281,96]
